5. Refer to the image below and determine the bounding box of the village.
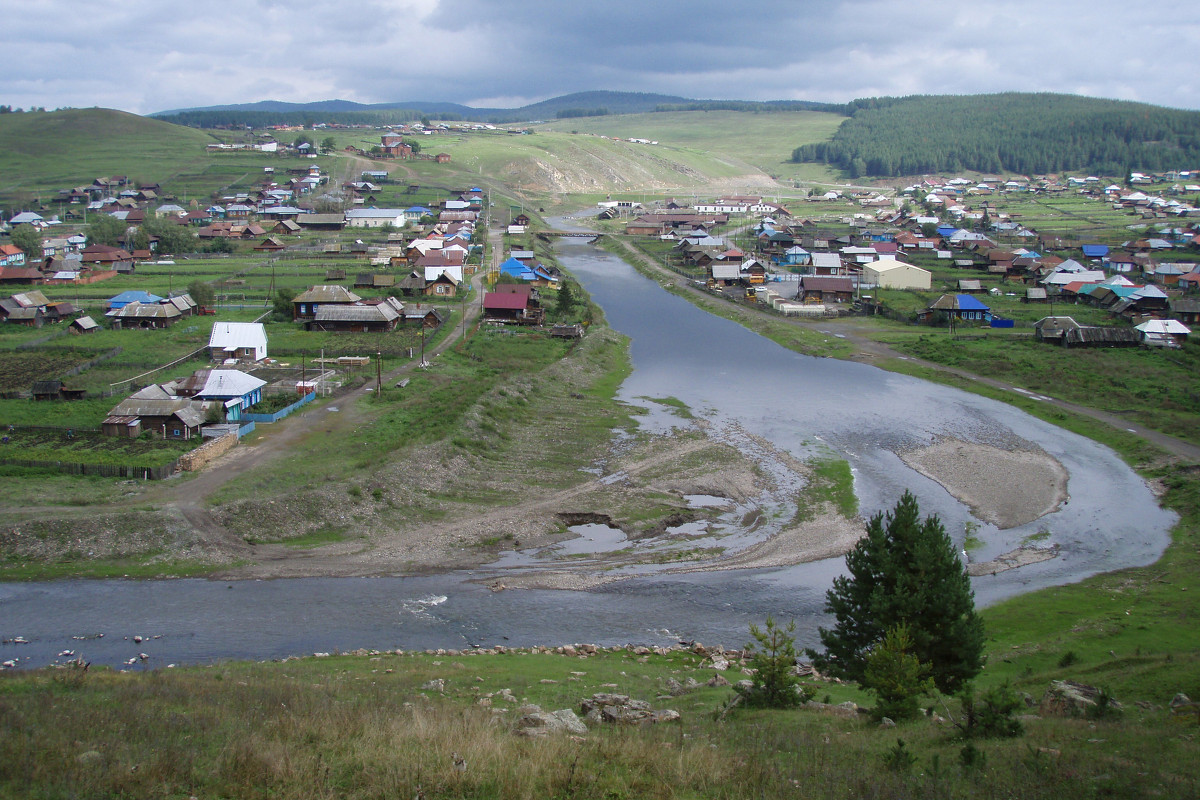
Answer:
[610,173,1200,348]
[1,120,1199,480]
[0,134,585,477]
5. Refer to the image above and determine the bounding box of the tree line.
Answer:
[556,107,610,119]
[157,108,427,129]
[791,93,1200,178]
[655,100,841,113]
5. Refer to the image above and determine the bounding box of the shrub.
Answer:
[882,738,917,773]
[736,616,813,708]
[1057,650,1079,668]
[863,623,935,722]
[958,681,1025,739]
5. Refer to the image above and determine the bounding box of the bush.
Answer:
[863,624,935,722]
[958,681,1025,739]
[736,617,812,708]
[882,739,917,773]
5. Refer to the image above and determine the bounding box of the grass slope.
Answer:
[533,110,847,184]
[0,109,218,207]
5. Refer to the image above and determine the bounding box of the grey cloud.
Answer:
[2,0,1199,113]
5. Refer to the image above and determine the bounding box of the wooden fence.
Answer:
[0,457,179,480]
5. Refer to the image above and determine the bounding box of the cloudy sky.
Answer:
[4,0,1199,115]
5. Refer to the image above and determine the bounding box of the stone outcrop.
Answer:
[1040,680,1122,716]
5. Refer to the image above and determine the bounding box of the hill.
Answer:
[0,108,220,209]
[150,91,816,127]
[792,92,1200,177]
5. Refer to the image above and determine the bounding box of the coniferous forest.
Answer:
[792,93,1200,178]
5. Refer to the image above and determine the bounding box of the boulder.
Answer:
[421,678,445,692]
[515,708,588,737]
[579,692,677,726]
[1040,680,1121,716]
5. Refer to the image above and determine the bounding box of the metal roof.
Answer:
[293,285,362,303]
[209,322,267,351]
[197,369,267,398]
[313,304,399,323]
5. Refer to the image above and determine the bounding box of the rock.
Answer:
[653,709,681,724]
[421,678,445,692]
[551,709,589,735]
[693,642,708,656]
[664,678,686,695]
[561,645,577,657]
[76,751,103,765]
[707,674,730,687]
[735,679,754,691]
[579,692,673,726]
[879,717,896,728]
[837,701,859,713]
[516,709,587,737]
[1170,692,1191,709]
[632,646,651,656]
[1040,680,1121,716]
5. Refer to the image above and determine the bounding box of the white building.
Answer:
[208,322,268,363]
[863,258,931,290]
[345,208,407,228]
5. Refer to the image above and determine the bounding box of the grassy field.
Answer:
[1,638,1196,799]
[532,109,848,186]
[0,108,335,212]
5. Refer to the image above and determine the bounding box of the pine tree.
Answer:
[810,491,984,695]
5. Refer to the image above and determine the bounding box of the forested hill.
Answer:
[791,93,1200,178]
[154,91,698,127]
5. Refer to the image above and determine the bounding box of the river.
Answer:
[0,236,1175,671]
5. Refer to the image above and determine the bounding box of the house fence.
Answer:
[4,423,103,435]
[0,457,179,480]
[59,347,123,378]
[16,330,69,350]
[241,390,315,423]
[238,421,256,438]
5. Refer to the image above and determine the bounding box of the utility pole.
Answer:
[376,351,382,392]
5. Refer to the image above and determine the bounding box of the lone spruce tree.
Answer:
[811,490,984,695]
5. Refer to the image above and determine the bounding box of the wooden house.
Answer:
[292,285,362,321]
[104,393,205,439]
[797,276,854,304]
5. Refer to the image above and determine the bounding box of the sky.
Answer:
[4,0,1200,115]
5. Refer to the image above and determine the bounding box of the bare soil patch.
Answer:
[899,437,1069,529]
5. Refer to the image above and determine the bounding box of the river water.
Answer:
[0,237,1175,671]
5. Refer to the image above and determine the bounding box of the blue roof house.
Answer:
[107,290,164,310]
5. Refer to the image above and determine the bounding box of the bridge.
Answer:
[537,231,602,238]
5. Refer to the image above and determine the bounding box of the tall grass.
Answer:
[3,648,1197,799]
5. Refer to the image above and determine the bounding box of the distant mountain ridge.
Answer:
[153,91,700,122]
[151,91,838,128]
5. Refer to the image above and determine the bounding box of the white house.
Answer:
[345,208,407,228]
[208,322,268,363]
